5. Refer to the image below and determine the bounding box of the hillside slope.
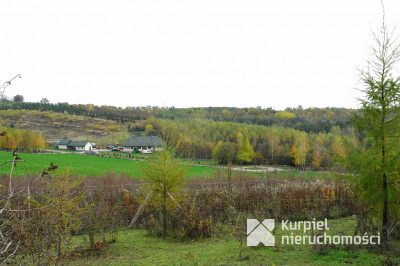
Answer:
[0,109,129,144]
[1,101,352,133]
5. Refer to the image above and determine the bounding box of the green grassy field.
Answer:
[99,152,219,166]
[0,151,339,180]
[0,151,217,178]
[68,218,392,265]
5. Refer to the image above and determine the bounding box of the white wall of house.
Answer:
[73,143,92,151]
[123,147,132,152]
[86,142,92,150]
[123,147,140,152]
[58,145,68,150]
[122,146,162,152]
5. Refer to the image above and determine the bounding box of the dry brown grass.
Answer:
[0,109,127,142]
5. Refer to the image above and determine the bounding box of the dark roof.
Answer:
[68,141,90,147]
[122,136,163,147]
[58,139,71,145]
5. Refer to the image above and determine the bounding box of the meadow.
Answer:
[0,150,338,181]
[1,150,394,265]
[0,151,217,178]
[69,218,390,265]
[4,171,391,265]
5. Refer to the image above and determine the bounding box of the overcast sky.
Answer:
[1,0,400,110]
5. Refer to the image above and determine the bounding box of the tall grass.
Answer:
[1,170,356,241]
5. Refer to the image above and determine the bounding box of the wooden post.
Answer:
[168,192,182,209]
[128,191,153,229]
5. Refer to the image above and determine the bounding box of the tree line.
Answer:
[0,126,47,152]
[142,117,357,169]
[0,99,357,168]
[1,101,352,133]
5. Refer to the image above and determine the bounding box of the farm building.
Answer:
[122,136,163,152]
[57,139,71,150]
[68,141,93,151]
[56,139,93,151]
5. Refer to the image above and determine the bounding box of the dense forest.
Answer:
[0,100,352,133]
[0,100,357,168]
[144,117,356,168]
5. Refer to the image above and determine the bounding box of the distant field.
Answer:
[0,151,217,178]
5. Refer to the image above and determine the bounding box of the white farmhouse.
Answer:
[56,139,93,151]
[68,141,93,151]
[122,136,163,153]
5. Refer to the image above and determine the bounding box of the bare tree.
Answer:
[0,74,21,100]
[0,151,25,263]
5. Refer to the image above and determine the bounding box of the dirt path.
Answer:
[231,166,283,172]
[190,164,284,172]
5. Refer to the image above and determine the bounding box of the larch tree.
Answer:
[332,136,346,159]
[237,136,255,165]
[29,168,85,262]
[348,14,400,239]
[142,150,188,240]
[236,131,244,152]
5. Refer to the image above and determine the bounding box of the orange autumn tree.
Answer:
[0,127,46,151]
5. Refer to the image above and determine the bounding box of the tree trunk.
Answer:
[163,186,167,240]
[89,231,95,250]
[381,86,389,240]
[383,173,388,230]
[57,234,62,262]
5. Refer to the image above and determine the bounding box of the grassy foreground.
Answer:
[70,227,390,265]
[0,151,217,178]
